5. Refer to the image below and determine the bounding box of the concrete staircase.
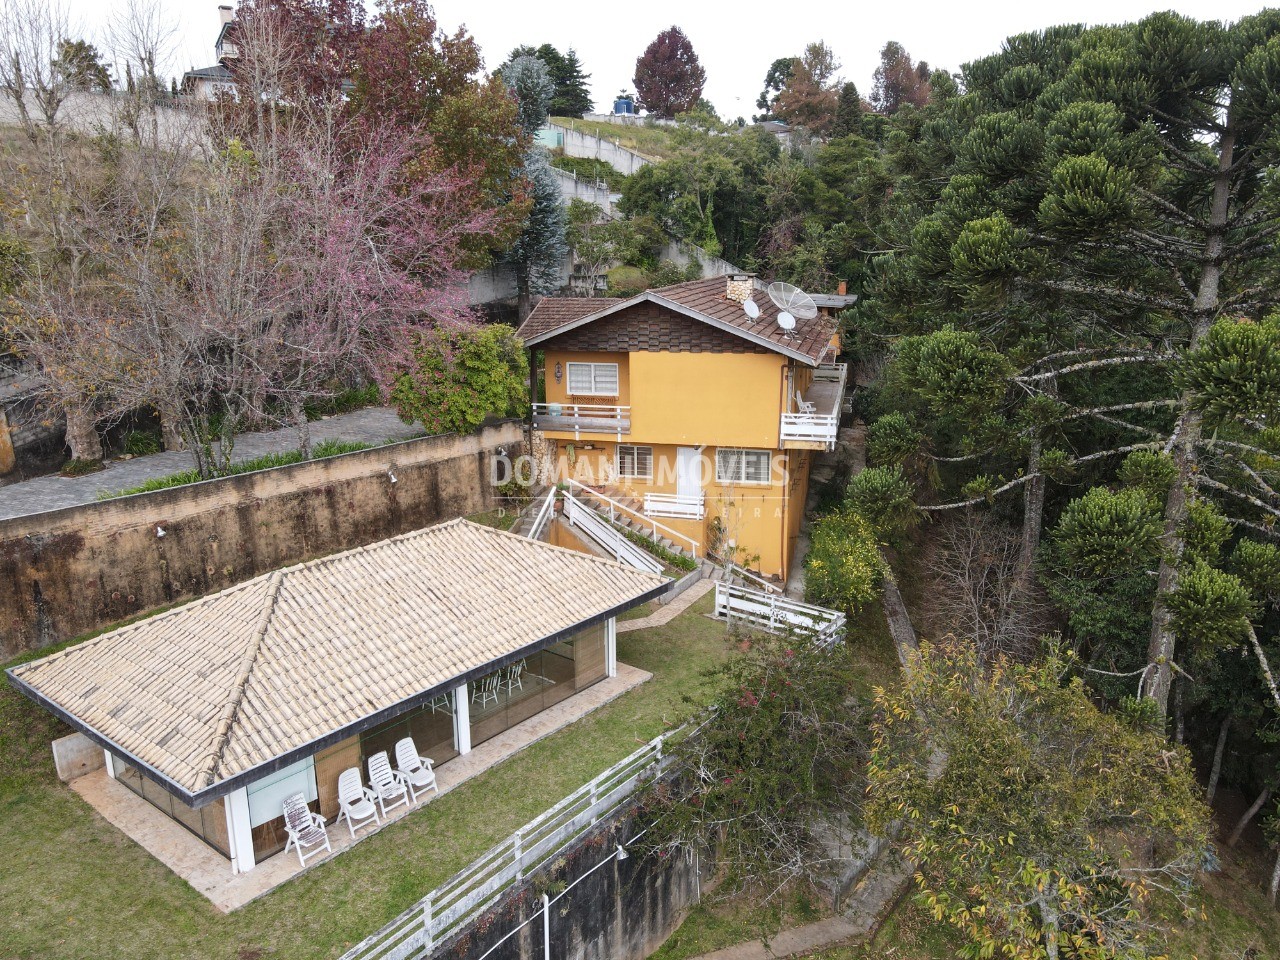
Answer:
[571,485,701,562]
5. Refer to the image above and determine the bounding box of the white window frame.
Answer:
[616,444,653,480]
[716,448,773,486]
[566,361,619,397]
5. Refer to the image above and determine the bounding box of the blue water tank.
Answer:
[613,98,634,115]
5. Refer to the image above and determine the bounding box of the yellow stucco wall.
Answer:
[537,347,816,581]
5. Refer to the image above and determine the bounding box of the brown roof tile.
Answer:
[518,278,838,365]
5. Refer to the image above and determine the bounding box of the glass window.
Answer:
[566,362,619,396]
[616,445,653,479]
[716,448,773,485]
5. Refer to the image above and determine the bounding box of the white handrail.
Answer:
[338,733,673,960]
[527,487,557,541]
[724,561,782,595]
[562,478,700,556]
[563,492,665,574]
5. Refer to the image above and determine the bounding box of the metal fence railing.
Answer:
[339,734,673,960]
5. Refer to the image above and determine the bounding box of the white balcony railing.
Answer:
[643,493,706,521]
[531,402,630,440]
[780,362,847,450]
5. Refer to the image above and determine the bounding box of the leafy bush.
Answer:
[549,154,630,192]
[304,384,381,420]
[804,509,885,613]
[311,439,372,458]
[121,430,161,456]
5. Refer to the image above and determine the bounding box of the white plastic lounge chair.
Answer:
[368,750,411,816]
[504,659,526,693]
[793,390,816,415]
[335,767,381,839]
[282,792,331,867]
[395,737,440,804]
[471,673,501,708]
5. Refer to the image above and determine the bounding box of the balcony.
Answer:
[643,493,706,521]
[531,403,630,440]
[780,363,847,451]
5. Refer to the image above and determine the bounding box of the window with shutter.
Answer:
[616,445,653,479]
[716,448,773,485]
[565,362,619,397]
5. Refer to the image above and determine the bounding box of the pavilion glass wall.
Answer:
[469,622,608,748]
[111,755,230,858]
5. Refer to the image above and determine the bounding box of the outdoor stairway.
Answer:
[573,486,697,560]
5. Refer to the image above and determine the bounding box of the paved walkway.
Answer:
[0,408,423,521]
[685,854,914,960]
[617,578,714,633]
[71,663,652,912]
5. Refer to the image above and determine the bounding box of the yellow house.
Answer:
[517,275,851,581]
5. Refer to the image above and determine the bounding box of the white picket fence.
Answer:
[339,734,673,960]
[713,582,846,648]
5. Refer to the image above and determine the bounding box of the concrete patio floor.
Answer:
[69,663,652,913]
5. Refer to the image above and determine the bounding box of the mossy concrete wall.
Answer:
[0,420,524,657]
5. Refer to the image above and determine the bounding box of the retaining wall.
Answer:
[0,421,524,657]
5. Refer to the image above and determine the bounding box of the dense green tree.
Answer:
[390,324,528,434]
[505,149,567,318]
[52,39,111,92]
[504,55,554,135]
[868,641,1211,960]
[755,56,796,121]
[502,43,592,117]
[829,82,863,138]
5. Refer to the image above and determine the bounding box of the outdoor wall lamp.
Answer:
[388,471,398,484]
[615,844,628,861]
[155,526,166,538]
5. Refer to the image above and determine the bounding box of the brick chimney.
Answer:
[837,280,847,296]
[725,273,755,304]
[219,4,234,24]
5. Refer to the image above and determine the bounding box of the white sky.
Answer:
[60,0,1276,116]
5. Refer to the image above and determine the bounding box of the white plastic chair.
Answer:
[395,737,440,804]
[793,390,816,415]
[368,750,411,816]
[282,792,331,867]
[428,692,452,714]
[471,673,501,708]
[504,659,526,693]
[335,767,381,839]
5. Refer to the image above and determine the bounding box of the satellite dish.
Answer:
[743,298,760,320]
[777,311,796,332]
[767,282,818,320]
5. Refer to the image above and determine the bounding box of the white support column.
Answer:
[224,786,255,875]
[103,751,117,779]
[605,617,617,678]
[453,683,472,755]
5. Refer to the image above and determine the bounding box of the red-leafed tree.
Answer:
[633,26,706,119]
[870,40,930,114]
[349,0,530,261]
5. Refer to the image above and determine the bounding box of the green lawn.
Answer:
[549,116,679,160]
[0,593,735,960]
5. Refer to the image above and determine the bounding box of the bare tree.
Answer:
[0,0,74,138]
[924,510,1043,661]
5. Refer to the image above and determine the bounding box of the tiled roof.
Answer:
[519,297,622,340]
[9,520,667,801]
[518,278,838,366]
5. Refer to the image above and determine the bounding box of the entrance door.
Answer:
[676,447,702,500]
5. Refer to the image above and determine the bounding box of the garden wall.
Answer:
[436,808,704,960]
[0,420,524,657]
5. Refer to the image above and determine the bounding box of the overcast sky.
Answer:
[59,0,1276,116]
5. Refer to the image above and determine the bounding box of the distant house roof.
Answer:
[182,64,233,82]
[519,277,838,366]
[8,520,668,806]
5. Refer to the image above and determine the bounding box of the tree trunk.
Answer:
[881,558,918,669]
[1174,677,1185,744]
[1144,116,1236,719]
[1207,710,1232,804]
[64,402,103,462]
[292,401,312,458]
[1271,848,1280,907]
[1016,376,1053,603]
[1040,896,1060,960]
[1228,783,1273,848]
[159,399,185,452]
